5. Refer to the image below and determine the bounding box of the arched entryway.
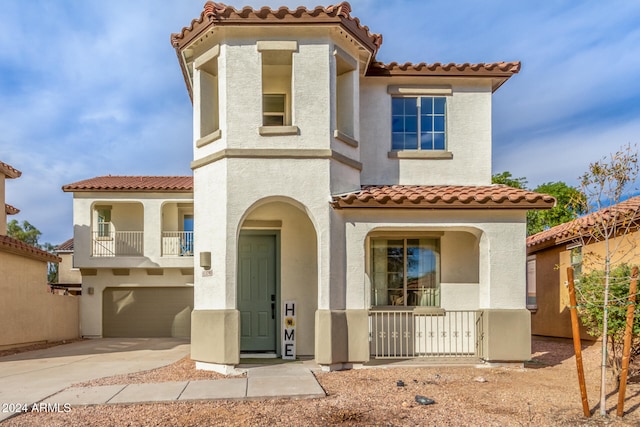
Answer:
[237,199,318,357]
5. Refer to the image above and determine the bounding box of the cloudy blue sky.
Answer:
[1,0,639,245]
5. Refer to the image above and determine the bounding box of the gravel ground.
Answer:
[5,337,640,426]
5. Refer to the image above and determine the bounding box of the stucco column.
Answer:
[143,199,162,259]
[191,164,240,372]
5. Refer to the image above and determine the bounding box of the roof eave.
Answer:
[331,201,555,210]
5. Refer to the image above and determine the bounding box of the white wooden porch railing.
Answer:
[92,231,143,256]
[369,309,484,358]
[161,231,194,256]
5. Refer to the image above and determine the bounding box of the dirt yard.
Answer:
[4,337,640,426]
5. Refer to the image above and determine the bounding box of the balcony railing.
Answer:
[92,231,143,257]
[369,309,483,359]
[161,231,194,256]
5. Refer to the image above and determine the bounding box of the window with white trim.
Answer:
[96,206,112,238]
[371,237,440,307]
[392,96,446,150]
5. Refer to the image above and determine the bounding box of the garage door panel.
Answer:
[103,287,193,338]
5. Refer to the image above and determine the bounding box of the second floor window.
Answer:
[392,96,446,150]
[97,208,111,238]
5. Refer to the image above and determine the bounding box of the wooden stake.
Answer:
[568,267,591,417]
[616,266,638,417]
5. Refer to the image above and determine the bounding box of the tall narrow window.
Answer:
[371,237,440,307]
[261,50,292,126]
[194,45,220,141]
[526,255,537,310]
[392,96,446,150]
[569,245,582,280]
[335,48,357,140]
[257,41,296,134]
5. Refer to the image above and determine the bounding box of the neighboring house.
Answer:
[62,176,194,338]
[64,2,555,372]
[1,161,79,349]
[527,196,640,340]
[52,238,82,295]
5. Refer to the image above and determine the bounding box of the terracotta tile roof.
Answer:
[0,235,61,263]
[331,185,556,209]
[0,161,21,179]
[367,61,521,92]
[55,238,74,252]
[527,196,640,248]
[5,203,19,215]
[171,2,382,54]
[62,176,193,192]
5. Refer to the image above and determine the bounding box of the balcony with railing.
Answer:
[161,231,194,256]
[92,231,144,257]
[369,309,483,359]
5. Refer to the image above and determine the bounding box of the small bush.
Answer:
[575,264,640,381]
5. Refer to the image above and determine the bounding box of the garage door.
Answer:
[103,287,193,338]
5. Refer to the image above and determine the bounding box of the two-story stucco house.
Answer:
[63,2,554,373]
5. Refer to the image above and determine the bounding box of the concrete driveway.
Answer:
[0,338,189,421]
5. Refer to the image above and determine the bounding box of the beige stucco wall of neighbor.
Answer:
[359,79,493,186]
[72,192,194,269]
[529,231,640,340]
[58,252,81,284]
[80,269,194,337]
[0,173,6,235]
[0,251,79,349]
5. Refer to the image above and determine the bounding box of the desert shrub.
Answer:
[575,264,640,381]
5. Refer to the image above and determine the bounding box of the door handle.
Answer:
[271,302,275,319]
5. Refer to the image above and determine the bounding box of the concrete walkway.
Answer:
[46,361,324,406]
[0,339,324,422]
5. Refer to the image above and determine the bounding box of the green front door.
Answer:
[238,234,277,352]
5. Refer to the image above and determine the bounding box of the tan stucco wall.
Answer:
[529,244,590,339]
[482,309,531,362]
[0,251,79,349]
[579,233,640,272]
[0,173,6,235]
[58,252,81,284]
[529,231,640,340]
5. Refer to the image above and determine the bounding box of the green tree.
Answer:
[6,219,58,283]
[492,172,583,235]
[491,171,527,189]
[573,143,639,416]
[526,181,586,235]
[7,219,41,246]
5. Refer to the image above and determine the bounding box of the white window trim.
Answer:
[387,85,452,96]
